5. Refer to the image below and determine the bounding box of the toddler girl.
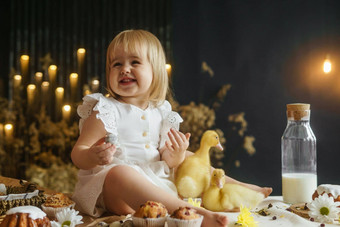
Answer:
[71,29,270,227]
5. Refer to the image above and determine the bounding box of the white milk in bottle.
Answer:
[281,103,317,204]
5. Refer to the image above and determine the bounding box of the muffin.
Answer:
[41,193,75,219]
[167,207,203,227]
[132,201,168,227]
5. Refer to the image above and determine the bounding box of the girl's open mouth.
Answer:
[119,77,136,85]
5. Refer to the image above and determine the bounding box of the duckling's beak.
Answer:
[216,179,224,189]
[216,142,223,151]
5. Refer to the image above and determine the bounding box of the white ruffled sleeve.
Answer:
[77,93,118,136]
[77,93,103,133]
[159,101,183,148]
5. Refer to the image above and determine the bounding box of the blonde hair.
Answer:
[106,29,169,106]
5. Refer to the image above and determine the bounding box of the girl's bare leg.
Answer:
[224,175,273,197]
[103,165,228,227]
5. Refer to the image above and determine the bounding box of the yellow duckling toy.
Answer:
[175,130,223,198]
[202,168,265,212]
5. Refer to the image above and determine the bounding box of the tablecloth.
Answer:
[1,177,339,226]
[224,196,339,227]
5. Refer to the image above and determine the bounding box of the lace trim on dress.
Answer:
[159,100,183,147]
[77,93,121,149]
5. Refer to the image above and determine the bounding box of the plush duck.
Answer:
[202,168,264,212]
[175,130,223,198]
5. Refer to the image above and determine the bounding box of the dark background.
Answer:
[1,0,340,195]
[171,0,340,195]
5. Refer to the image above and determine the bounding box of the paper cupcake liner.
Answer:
[132,216,167,227]
[41,202,75,219]
[166,215,203,227]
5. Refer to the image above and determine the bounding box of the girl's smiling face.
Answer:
[109,45,153,107]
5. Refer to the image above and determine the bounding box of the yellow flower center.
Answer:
[320,207,330,216]
[62,220,71,226]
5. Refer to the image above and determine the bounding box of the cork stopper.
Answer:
[286,103,310,120]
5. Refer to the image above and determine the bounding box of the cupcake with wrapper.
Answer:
[132,201,168,227]
[41,193,75,219]
[167,206,203,227]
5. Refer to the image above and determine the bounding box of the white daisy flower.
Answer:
[307,193,340,224]
[50,208,83,227]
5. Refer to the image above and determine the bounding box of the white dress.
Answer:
[72,93,183,217]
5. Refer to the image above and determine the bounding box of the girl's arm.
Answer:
[71,111,116,170]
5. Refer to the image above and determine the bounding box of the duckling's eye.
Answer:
[216,136,218,139]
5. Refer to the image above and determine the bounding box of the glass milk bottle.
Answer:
[281,103,317,204]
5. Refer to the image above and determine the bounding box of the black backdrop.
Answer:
[172,0,340,195]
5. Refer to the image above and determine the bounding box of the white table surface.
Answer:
[224,196,339,227]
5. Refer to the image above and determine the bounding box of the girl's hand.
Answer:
[163,128,191,168]
[88,137,116,165]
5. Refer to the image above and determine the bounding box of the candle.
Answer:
[62,104,71,123]
[48,65,57,88]
[20,55,29,86]
[13,74,22,88]
[70,73,78,102]
[166,64,172,77]
[35,72,43,85]
[41,81,49,106]
[4,123,13,140]
[77,48,86,97]
[27,84,36,108]
[13,75,22,99]
[55,87,64,121]
[91,79,100,93]
[83,84,91,96]
[0,123,3,145]
[77,48,86,67]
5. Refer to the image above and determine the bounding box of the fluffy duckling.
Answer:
[175,130,223,198]
[202,169,265,212]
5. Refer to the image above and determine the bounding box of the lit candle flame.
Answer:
[323,59,331,74]
[4,123,13,140]
[166,64,172,76]
[62,104,71,122]
[77,48,86,55]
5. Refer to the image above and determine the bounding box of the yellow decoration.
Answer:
[236,205,258,227]
[187,198,202,208]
